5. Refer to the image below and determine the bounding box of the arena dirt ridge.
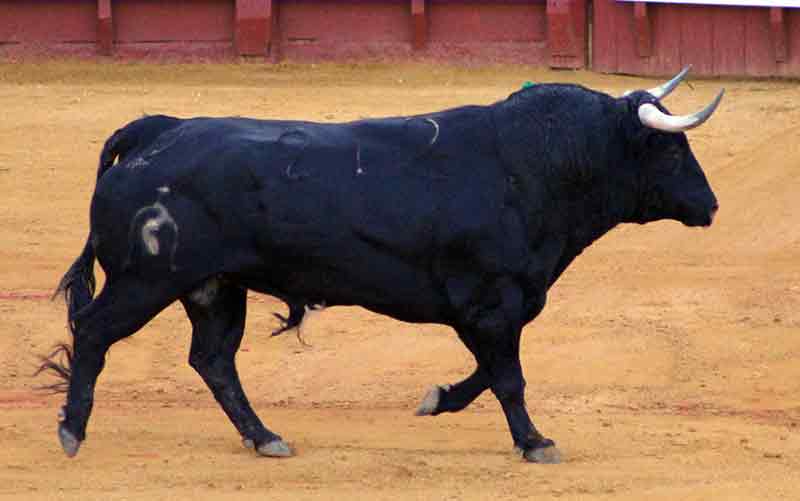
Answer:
[0,62,798,500]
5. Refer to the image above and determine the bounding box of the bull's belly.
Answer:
[230,252,451,325]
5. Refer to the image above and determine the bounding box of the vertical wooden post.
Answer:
[235,0,270,57]
[634,2,652,58]
[97,0,113,56]
[267,0,280,61]
[547,0,587,69]
[770,7,787,63]
[411,0,427,51]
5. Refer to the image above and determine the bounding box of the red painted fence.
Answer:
[0,0,797,77]
[593,0,800,77]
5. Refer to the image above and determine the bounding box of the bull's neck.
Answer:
[559,182,622,252]
[491,109,629,256]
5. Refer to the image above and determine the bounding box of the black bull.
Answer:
[43,71,722,462]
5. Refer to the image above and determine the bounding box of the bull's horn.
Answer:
[646,66,691,100]
[622,66,691,99]
[638,89,725,133]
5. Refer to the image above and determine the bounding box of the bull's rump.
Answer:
[89,113,504,322]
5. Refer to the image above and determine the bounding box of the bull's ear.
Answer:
[638,89,724,133]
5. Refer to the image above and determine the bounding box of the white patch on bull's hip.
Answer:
[189,278,219,306]
[141,219,162,255]
[134,200,178,259]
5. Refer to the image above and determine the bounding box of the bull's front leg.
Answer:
[415,366,489,416]
[487,352,560,463]
[448,276,560,463]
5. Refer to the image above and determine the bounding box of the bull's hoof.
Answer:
[515,441,562,464]
[58,424,81,458]
[256,439,293,458]
[414,384,450,416]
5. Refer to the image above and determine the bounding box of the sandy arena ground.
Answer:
[0,62,798,500]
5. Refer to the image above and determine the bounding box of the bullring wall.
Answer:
[0,0,797,77]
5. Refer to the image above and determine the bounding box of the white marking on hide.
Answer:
[135,201,179,258]
[157,186,170,194]
[424,118,440,146]
[126,156,149,169]
[355,145,364,175]
[141,219,161,255]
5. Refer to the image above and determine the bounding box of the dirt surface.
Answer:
[1,62,798,500]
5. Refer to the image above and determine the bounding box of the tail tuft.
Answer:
[51,243,96,334]
[33,344,74,394]
[37,124,121,393]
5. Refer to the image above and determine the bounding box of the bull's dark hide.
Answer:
[44,79,720,463]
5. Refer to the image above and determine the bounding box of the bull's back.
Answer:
[89,113,502,322]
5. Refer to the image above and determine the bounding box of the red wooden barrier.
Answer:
[593,0,800,77]
[0,0,98,56]
[0,0,797,77]
[547,0,587,69]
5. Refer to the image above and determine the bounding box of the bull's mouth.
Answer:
[707,205,719,226]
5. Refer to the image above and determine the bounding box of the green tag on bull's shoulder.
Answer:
[521,81,536,89]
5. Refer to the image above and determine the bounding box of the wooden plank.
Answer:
[785,7,800,76]
[411,0,427,51]
[0,0,97,43]
[278,1,410,61]
[591,0,618,72]
[113,0,234,43]
[744,7,775,76]
[97,0,113,55]
[235,0,269,57]
[570,0,587,68]
[616,0,647,74]
[650,3,683,75]
[547,0,586,68]
[770,7,787,62]
[424,0,548,64]
[680,4,714,74]
[712,5,745,75]
[267,0,280,61]
[634,2,653,57]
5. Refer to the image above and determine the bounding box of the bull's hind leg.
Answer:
[58,277,177,457]
[181,279,291,457]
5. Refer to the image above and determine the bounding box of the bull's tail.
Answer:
[36,129,126,393]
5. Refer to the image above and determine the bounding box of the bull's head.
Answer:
[623,67,722,227]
